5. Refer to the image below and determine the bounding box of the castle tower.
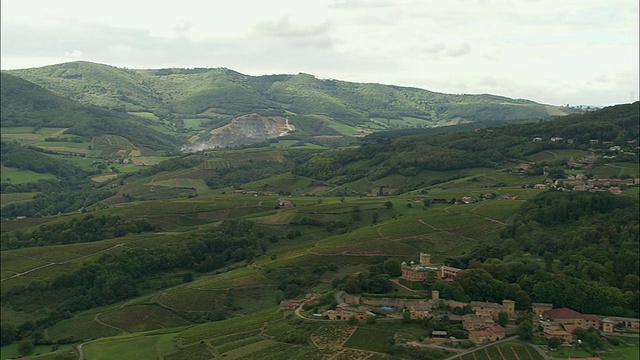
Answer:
[431,290,440,300]
[502,299,516,318]
[420,253,431,266]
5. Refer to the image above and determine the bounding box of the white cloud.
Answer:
[64,50,82,58]
[0,0,638,106]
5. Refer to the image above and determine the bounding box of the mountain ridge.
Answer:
[4,61,578,140]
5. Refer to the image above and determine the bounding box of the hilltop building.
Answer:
[401,253,461,282]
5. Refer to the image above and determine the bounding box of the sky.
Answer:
[1,0,638,107]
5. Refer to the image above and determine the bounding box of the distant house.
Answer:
[278,199,295,208]
[461,196,475,204]
[534,184,547,189]
[608,187,622,195]
[532,303,553,318]
[462,314,495,330]
[468,325,505,344]
[470,300,515,320]
[543,329,575,344]
[432,330,448,338]
[279,300,301,311]
[601,316,640,333]
[542,308,600,330]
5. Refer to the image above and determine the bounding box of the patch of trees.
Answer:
[2,219,265,345]
[204,150,316,190]
[292,102,638,183]
[0,185,115,218]
[205,161,290,190]
[448,191,638,317]
[1,141,85,178]
[1,214,158,250]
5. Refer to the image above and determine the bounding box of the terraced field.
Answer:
[449,341,545,360]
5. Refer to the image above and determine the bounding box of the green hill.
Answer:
[0,73,177,150]
[6,61,573,137]
[0,96,638,359]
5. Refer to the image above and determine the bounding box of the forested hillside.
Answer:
[294,102,639,182]
[0,73,177,150]
[6,61,572,135]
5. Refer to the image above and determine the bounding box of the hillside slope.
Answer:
[6,61,574,136]
[0,73,178,150]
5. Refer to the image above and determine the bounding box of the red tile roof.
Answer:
[563,324,581,334]
[470,330,492,337]
[489,325,506,333]
[544,307,584,319]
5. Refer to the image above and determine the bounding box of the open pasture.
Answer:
[1,192,38,207]
[1,127,68,142]
[1,165,56,183]
[182,118,210,130]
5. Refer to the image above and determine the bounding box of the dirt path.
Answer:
[1,243,126,283]
[442,336,517,360]
[77,343,84,360]
[94,313,128,334]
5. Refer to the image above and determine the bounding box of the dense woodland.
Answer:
[1,214,158,249]
[295,103,639,183]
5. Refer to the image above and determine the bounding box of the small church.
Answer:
[401,252,461,282]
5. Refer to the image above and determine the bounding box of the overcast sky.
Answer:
[1,0,638,106]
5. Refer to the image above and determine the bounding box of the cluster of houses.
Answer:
[283,292,639,346]
[553,174,639,193]
[533,304,640,344]
[278,252,639,348]
[231,189,279,196]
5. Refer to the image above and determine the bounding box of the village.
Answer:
[279,252,640,352]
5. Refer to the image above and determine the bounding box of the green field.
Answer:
[83,332,179,360]
[1,165,56,183]
[450,341,544,360]
[343,327,394,353]
[1,192,38,206]
[46,314,123,342]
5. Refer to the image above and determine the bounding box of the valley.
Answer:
[0,64,638,360]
